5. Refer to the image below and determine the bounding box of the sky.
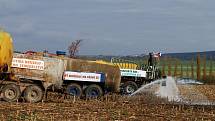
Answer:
[0,0,215,55]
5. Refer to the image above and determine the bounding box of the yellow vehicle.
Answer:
[0,30,13,73]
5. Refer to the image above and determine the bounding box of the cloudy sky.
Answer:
[0,0,215,55]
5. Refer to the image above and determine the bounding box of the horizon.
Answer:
[14,49,215,57]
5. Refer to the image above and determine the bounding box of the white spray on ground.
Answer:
[155,77,181,102]
[176,78,213,105]
[131,77,215,105]
[130,79,162,96]
[131,77,181,102]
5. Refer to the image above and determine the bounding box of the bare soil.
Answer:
[0,92,214,121]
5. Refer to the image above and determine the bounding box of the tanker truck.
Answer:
[0,30,121,102]
[111,53,162,94]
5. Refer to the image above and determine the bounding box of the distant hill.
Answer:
[162,51,215,60]
[79,51,215,61]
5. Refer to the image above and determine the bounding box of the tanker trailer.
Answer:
[63,58,121,98]
[0,30,59,102]
[12,52,121,100]
[0,30,121,102]
[11,52,65,102]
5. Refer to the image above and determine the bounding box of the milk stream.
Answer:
[155,77,181,102]
[130,79,163,96]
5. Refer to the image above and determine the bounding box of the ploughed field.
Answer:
[178,85,215,103]
[0,89,215,121]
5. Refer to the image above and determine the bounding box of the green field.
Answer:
[84,55,215,83]
[111,56,215,83]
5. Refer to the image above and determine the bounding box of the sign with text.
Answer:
[12,58,45,70]
[120,69,146,77]
[63,71,103,82]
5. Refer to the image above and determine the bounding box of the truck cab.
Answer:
[111,53,161,94]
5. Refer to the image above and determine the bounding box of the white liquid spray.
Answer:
[131,77,214,105]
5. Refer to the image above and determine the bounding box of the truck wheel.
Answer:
[85,84,103,98]
[66,83,82,97]
[24,85,43,103]
[122,81,138,95]
[2,84,21,102]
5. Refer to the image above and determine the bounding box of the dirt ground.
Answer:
[178,85,215,104]
[195,85,215,102]
[0,92,214,121]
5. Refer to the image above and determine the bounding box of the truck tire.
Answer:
[24,85,43,103]
[121,81,138,95]
[2,84,21,102]
[85,84,103,98]
[66,83,82,97]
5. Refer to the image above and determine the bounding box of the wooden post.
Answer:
[209,57,213,83]
[180,61,183,78]
[168,57,172,76]
[174,59,178,77]
[197,54,201,81]
[191,58,194,79]
[202,55,207,80]
[186,63,189,77]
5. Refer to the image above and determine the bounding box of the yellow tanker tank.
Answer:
[111,58,138,69]
[0,30,13,73]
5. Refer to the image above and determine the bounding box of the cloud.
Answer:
[0,0,215,55]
